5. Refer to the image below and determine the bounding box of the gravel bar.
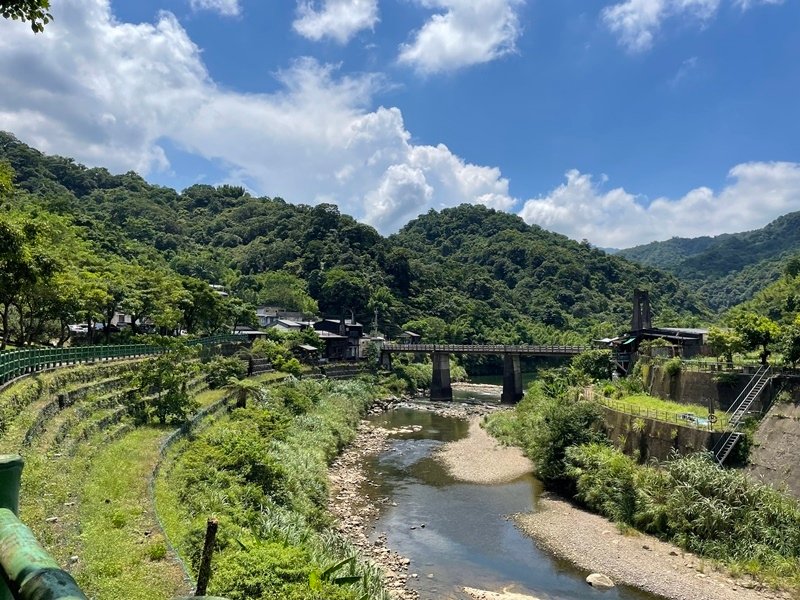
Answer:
[515,496,793,600]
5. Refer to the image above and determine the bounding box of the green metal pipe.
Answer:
[0,509,87,600]
[0,455,23,600]
[0,456,22,516]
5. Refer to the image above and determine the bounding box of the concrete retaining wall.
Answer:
[600,406,718,462]
[643,364,774,414]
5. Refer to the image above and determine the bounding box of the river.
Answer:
[361,389,660,600]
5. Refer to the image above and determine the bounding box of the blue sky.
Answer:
[1,0,798,247]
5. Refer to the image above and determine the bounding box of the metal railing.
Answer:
[382,343,589,356]
[583,387,725,431]
[0,335,248,386]
[710,365,773,464]
[648,356,800,377]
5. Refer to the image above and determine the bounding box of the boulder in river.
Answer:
[586,573,615,589]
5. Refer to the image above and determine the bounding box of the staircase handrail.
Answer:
[710,364,771,457]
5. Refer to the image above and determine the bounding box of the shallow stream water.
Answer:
[362,389,661,600]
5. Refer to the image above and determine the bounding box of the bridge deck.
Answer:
[381,343,588,356]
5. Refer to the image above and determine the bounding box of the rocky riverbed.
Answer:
[327,396,505,599]
[330,390,798,600]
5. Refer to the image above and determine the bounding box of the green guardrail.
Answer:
[0,335,248,387]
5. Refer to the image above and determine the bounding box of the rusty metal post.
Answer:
[195,518,218,596]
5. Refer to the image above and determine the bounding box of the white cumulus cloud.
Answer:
[734,0,784,9]
[398,0,524,74]
[293,0,379,43]
[519,163,800,248]
[0,0,516,233]
[602,0,720,52]
[189,0,241,17]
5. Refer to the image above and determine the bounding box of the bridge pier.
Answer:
[501,354,523,403]
[380,351,393,370]
[430,352,452,401]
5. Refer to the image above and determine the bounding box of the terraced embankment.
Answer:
[0,359,239,599]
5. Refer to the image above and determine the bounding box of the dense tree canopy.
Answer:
[619,213,800,310]
[0,131,708,349]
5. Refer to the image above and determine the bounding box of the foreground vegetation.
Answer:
[156,377,390,600]
[0,361,229,599]
[486,369,800,592]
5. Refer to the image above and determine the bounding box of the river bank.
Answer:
[515,497,792,600]
[436,412,793,600]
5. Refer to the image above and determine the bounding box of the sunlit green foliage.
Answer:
[0,132,706,348]
[162,379,390,600]
[127,342,199,424]
[0,0,52,32]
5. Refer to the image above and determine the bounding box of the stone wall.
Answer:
[600,406,719,463]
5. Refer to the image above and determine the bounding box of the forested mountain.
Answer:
[618,213,800,310]
[0,131,706,348]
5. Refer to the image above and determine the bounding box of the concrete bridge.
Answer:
[381,344,588,402]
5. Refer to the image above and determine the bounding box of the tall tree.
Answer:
[0,211,59,348]
[728,311,781,365]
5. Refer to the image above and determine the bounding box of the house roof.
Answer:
[657,327,709,336]
[316,331,347,340]
[322,319,363,327]
[233,328,266,335]
[400,331,420,337]
[298,344,318,351]
[273,319,303,328]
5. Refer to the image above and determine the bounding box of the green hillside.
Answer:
[618,213,800,310]
[0,131,707,349]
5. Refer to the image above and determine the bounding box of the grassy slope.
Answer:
[0,361,235,599]
[74,426,190,600]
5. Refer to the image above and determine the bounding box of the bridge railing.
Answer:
[381,343,589,355]
[0,335,249,386]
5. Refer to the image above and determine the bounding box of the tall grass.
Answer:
[160,378,391,600]
[565,444,800,587]
[486,373,800,592]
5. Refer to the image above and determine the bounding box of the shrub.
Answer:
[566,443,638,525]
[570,349,613,382]
[205,356,247,389]
[146,541,167,561]
[127,345,199,424]
[482,411,519,446]
[664,357,682,377]
[166,379,386,600]
[712,371,739,387]
[210,542,312,600]
[512,384,605,489]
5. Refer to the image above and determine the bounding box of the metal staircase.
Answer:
[712,365,772,465]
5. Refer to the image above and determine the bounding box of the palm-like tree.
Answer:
[226,377,266,408]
